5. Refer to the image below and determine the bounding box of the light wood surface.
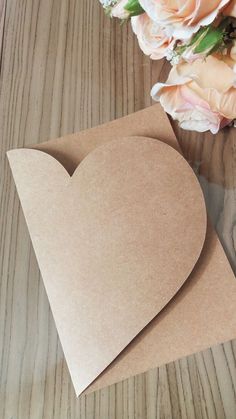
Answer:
[1,0,236,418]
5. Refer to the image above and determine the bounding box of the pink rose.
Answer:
[139,0,231,39]
[151,56,236,133]
[131,13,174,59]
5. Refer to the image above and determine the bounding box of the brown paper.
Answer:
[7,104,236,396]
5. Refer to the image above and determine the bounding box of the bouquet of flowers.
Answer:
[100,0,236,133]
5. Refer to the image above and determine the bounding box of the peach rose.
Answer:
[151,56,236,133]
[111,0,130,19]
[223,0,236,16]
[131,14,174,59]
[139,0,231,39]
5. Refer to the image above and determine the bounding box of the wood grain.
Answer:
[1,0,236,418]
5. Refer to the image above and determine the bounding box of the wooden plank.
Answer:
[0,0,6,63]
[0,0,236,417]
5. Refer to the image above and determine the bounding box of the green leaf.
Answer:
[188,26,211,47]
[194,27,224,54]
[124,0,144,17]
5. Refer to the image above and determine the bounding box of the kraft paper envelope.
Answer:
[7,104,236,397]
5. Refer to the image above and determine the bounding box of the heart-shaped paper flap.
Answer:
[7,136,207,395]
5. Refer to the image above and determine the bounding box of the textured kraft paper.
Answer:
[7,104,236,397]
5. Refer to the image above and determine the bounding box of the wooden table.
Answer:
[1,0,236,417]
